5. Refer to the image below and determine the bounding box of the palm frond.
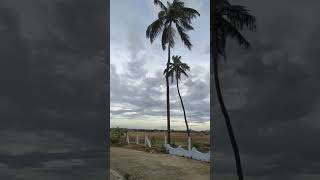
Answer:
[158,10,166,18]
[161,25,175,50]
[215,1,256,60]
[153,0,167,11]
[180,63,190,71]
[170,55,190,81]
[221,18,251,49]
[147,0,199,52]
[172,55,181,61]
[172,0,184,8]
[146,18,165,43]
[220,5,256,31]
[177,19,194,30]
[175,24,192,50]
[180,69,189,78]
[181,7,200,19]
[167,1,171,8]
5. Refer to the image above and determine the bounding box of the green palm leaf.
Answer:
[153,0,167,11]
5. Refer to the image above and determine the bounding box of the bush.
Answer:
[124,173,130,180]
[192,143,201,149]
[161,144,167,153]
[171,141,177,148]
[110,127,127,145]
[150,136,156,146]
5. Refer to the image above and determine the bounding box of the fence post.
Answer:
[188,136,191,151]
[144,134,147,147]
[126,133,130,144]
[136,131,139,145]
[144,134,151,148]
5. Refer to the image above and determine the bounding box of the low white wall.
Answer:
[165,144,210,162]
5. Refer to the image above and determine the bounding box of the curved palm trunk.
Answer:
[176,76,190,137]
[166,45,171,145]
[213,50,244,180]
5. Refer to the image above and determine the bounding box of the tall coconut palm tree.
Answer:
[163,55,190,137]
[211,0,256,180]
[146,0,200,144]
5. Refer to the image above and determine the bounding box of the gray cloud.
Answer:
[110,60,210,124]
[111,1,210,128]
[0,0,107,178]
[213,0,320,179]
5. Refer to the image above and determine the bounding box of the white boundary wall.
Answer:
[164,144,210,162]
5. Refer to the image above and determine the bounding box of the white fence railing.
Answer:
[126,133,151,148]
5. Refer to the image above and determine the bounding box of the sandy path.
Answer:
[110,147,209,180]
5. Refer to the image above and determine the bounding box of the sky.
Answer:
[213,0,320,179]
[1,0,320,179]
[110,0,211,131]
[0,0,107,179]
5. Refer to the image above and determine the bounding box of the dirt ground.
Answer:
[110,147,210,180]
[110,168,124,180]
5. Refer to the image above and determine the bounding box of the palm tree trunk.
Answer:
[213,40,244,180]
[176,78,190,136]
[210,0,216,176]
[166,44,171,145]
[176,76,190,137]
[212,1,244,179]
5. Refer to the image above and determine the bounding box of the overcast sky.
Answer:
[110,0,210,131]
[0,0,107,179]
[1,0,320,179]
[213,0,320,179]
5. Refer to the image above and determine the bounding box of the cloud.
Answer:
[0,0,107,178]
[212,1,320,179]
[41,159,86,168]
[110,0,209,130]
[110,61,210,126]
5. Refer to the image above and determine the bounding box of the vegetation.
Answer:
[151,136,157,146]
[110,127,128,145]
[146,0,200,144]
[124,173,130,180]
[212,0,256,179]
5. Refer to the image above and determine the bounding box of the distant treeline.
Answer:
[109,127,210,133]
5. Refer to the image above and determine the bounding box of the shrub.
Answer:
[150,136,156,146]
[171,141,177,148]
[110,127,127,145]
[124,173,130,180]
[161,144,167,153]
[192,143,201,149]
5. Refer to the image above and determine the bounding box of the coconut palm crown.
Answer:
[164,55,190,83]
[146,0,200,50]
[217,0,256,59]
